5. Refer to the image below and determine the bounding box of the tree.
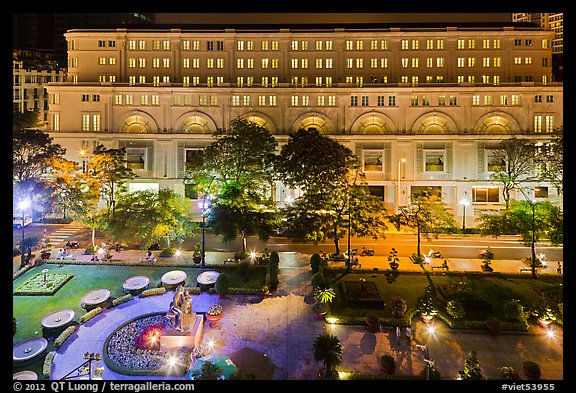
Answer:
[392,190,458,260]
[18,236,40,269]
[457,351,483,380]
[312,334,343,380]
[277,129,388,255]
[275,128,357,191]
[83,144,136,217]
[13,111,42,131]
[46,158,85,219]
[187,117,279,252]
[478,199,563,278]
[13,129,66,184]
[489,138,538,209]
[104,189,198,247]
[534,133,563,196]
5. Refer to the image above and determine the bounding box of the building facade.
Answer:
[45,24,563,225]
[13,50,67,123]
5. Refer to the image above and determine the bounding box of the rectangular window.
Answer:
[486,151,506,172]
[411,186,442,200]
[388,96,396,106]
[457,39,465,49]
[412,39,419,50]
[449,96,457,106]
[424,151,445,172]
[437,39,444,49]
[411,95,419,106]
[438,95,446,106]
[363,151,384,172]
[511,95,519,105]
[473,187,499,202]
[534,186,548,199]
[546,95,554,103]
[126,148,146,170]
[401,40,409,50]
[500,95,508,106]
[361,96,369,106]
[472,95,480,106]
[350,96,358,106]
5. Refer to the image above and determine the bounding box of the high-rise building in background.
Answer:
[512,13,563,81]
[13,13,155,66]
[44,22,563,225]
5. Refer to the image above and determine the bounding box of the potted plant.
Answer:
[206,305,224,327]
[310,253,322,273]
[378,354,396,374]
[313,334,343,380]
[522,361,541,380]
[389,257,399,270]
[215,273,230,298]
[192,242,202,264]
[312,286,335,320]
[364,314,380,331]
[480,248,494,272]
[259,285,270,299]
[417,286,438,323]
[485,316,502,334]
[532,300,556,327]
[391,297,407,319]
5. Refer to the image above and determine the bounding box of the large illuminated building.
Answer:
[45,22,562,225]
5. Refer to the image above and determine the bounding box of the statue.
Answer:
[166,285,193,332]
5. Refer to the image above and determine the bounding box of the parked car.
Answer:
[13,215,32,229]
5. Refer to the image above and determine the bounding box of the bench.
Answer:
[519,267,532,273]
[431,265,448,271]
[224,258,238,264]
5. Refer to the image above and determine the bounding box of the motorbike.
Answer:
[360,247,375,256]
[427,249,441,258]
[65,241,79,249]
[345,248,358,256]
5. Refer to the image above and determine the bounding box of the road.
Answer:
[14,223,563,262]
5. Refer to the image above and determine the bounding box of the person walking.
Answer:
[395,325,400,346]
[557,261,562,275]
[405,325,412,346]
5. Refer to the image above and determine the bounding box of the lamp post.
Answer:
[397,158,406,212]
[18,199,31,268]
[347,190,352,273]
[460,196,469,230]
[200,176,216,269]
[517,187,538,278]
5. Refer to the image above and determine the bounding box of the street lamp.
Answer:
[460,195,469,230]
[18,198,31,268]
[397,158,406,212]
[200,176,216,269]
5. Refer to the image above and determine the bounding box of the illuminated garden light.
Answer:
[250,251,257,260]
[175,250,182,257]
[427,325,436,335]
[207,339,215,350]
[546,329,555,339]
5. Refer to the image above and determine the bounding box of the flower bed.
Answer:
[103,313,189,376]
[13,272,74,296]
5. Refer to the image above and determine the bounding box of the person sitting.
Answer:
[57,249,64,260]
[143,250,156,264]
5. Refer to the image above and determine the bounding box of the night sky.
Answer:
[154,13,512,25]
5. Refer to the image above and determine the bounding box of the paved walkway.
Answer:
[39,249,563,381]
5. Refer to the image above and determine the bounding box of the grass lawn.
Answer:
[13,264,265,344]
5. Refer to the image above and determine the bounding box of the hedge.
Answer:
[112,294,133,307]
[140,287,166,297]
[43,351,56,379]
[54,325,77,349]
[80,307,103,324]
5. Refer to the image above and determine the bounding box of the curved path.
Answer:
[50,252,563,380]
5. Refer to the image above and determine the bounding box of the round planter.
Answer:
[378,359,396,375]
[192,256,201,264]
[420,314,435,324]
[536,318,553,328]
[312,304,328,320]
[206,312,223,327]
[523,368,542,380]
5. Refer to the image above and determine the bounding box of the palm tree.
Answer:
[312,333,343,379]
[19,235,40,269]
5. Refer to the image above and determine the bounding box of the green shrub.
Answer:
[420,363,442,380]
[80,307,102,323]
[159,247,176,257]
[215,273,230,294]
[54,325,77,349]
[522,361,541,378]
[503,299,524,321]
[112,294,133,307]
[43,351,56,379]
[311,271,327,289]
[390,297,407,318]
[446,300,465,319]
[140,287,166,297]
[310,253,322,271]
[84,245,97,255]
